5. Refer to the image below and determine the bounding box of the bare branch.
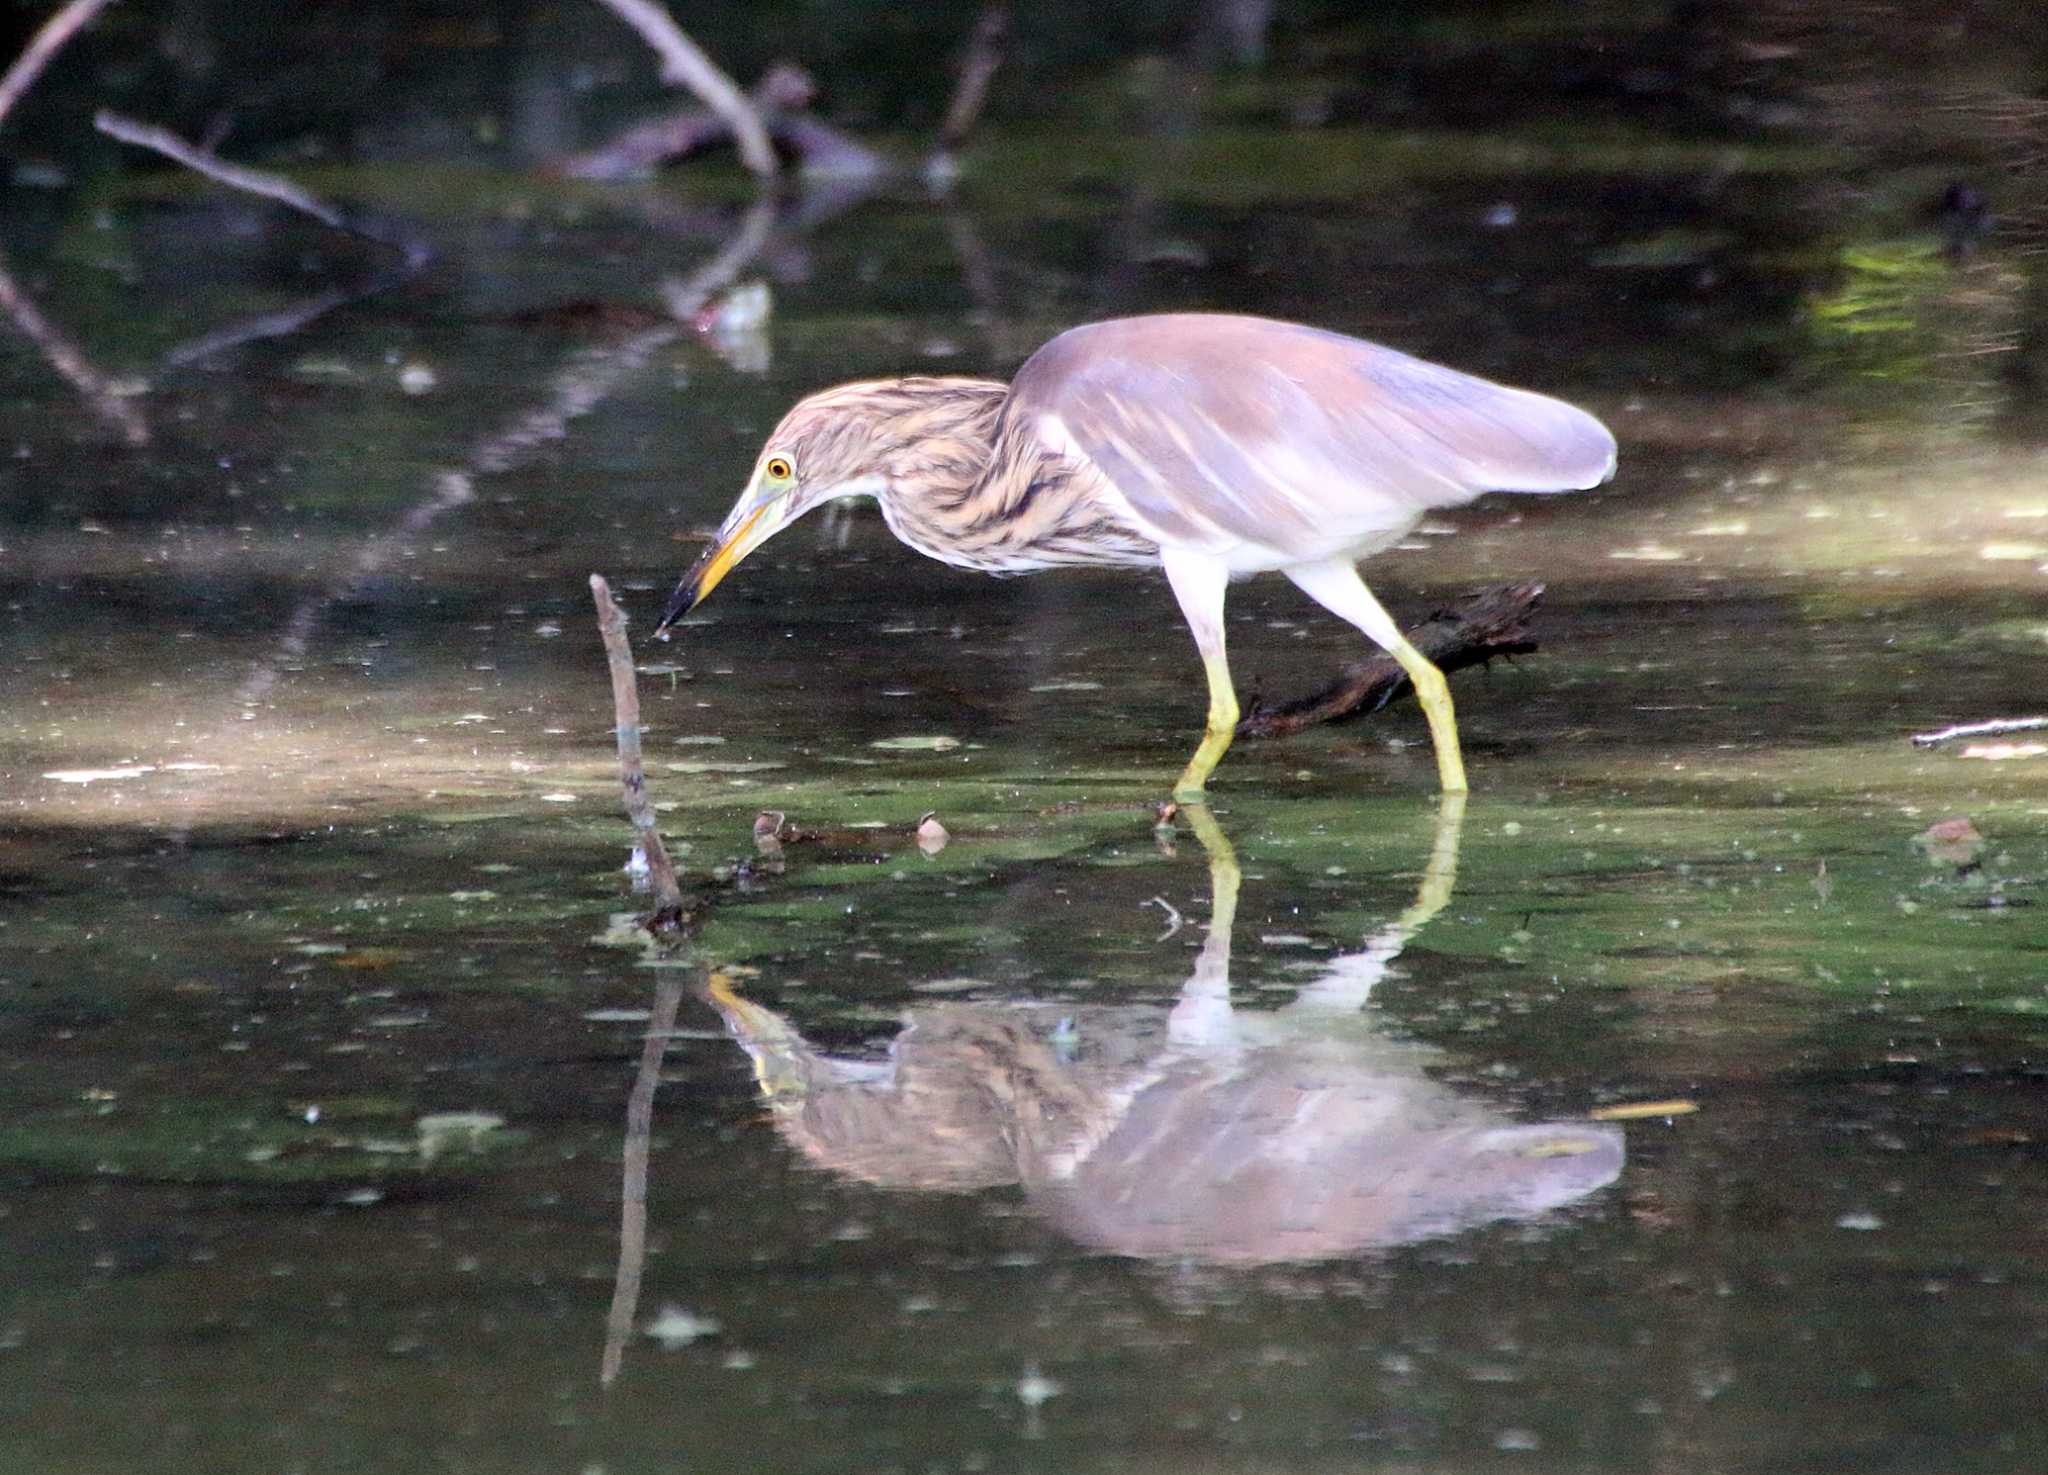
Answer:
[0,0,121,133]
[587,0,778,179]
[1911,715,2048,747]
[557,63,813,181]
[94,110,431,265]
[938,5,1009,152]
[0,246,148,445]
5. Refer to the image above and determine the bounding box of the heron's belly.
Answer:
[1094,478,1424,577]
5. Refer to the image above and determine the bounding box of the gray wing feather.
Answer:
[1011,315,1616,559]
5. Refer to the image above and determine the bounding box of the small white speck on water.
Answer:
[1017,1364,1062,1409]
[643,1305,721,1350]
[541,792,577,803]
[1837,1211,1883,1231]
[1495,1428,1540,1452]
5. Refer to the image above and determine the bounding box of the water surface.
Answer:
[3,4,2047,1472]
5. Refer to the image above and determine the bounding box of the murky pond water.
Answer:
[4,4,2048,1472]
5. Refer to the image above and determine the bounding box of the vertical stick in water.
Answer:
[590,574,686,922]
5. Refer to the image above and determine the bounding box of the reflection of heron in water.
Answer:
[706,797,1623,1262]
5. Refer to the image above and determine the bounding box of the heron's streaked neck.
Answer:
[865,377,1013,566]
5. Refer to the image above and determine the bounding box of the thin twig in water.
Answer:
[94,110,432,265]
[0,0,120,132]
[1911,715,2048,748]
[163,280,384,368]
[0,247,148,444]
[600,964,692,1388]
[591,574,687,925]
[1146,895,1184,942]
[587,0,778,179]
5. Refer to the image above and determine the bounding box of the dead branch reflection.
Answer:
[700,798,1623,1266]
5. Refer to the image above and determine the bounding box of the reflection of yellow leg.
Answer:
[1397,789,1466,933]
[1182,802,1241,932]
[1174,650,1241,802]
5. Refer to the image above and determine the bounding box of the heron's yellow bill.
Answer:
[653,500,775,636]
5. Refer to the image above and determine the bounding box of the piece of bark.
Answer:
[1237,582,1546,739]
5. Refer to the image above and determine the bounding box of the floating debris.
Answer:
[1589,1099,1698,1122]
[1960,743,2045,761]
[916,812,950,855]
[1913,817,1985,868]
[418,1112,505,1162]
[870,735,961,752]
[44,766,153,784]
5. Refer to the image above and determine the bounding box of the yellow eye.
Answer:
[765,456,794,481]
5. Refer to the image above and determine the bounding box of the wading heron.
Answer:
[655,313,1616,799]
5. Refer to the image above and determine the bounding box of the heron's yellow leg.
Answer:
[1385,638,1467,794]
[1285,559,1469,794]
[1160,548,1237,803]
[1173,650,1240,802]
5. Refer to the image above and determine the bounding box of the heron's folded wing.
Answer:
[1012,316,1616,559]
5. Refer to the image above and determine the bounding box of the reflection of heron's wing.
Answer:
[1042,1065,1625,1261]
[1012,314,1616,563]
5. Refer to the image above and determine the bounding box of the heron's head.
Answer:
[653,376,1008,636]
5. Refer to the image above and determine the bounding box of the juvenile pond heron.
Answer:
[656,313,1616,799]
